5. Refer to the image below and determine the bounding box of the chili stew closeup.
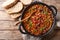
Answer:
[22,4,54,36]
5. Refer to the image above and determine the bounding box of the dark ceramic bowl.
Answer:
[19,1,57,37]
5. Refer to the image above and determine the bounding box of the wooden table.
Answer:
[0,0,23,40]
[0,0,60,40]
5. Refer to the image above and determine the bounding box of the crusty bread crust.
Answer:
[20,0,32,5]
[10,13,21,19]
[2,0,18,9]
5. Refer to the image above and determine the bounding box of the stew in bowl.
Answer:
[19,1,57,37]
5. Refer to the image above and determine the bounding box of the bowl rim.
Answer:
[19,1,56,37]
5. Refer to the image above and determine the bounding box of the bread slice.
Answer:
[10,13,21,19]
[20,0,32,5]
[5,2,23,14]
[2,0,18,9]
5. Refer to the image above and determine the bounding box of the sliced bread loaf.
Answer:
[5,2,23,14]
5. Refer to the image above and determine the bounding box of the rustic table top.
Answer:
[0,0,23,40]
[0,0,60,40]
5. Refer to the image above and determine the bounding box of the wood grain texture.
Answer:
[0,0,23,40]
[0,21,19,30]
[50,30,60,40]
[0,31,23,40]
[0,11,12,20]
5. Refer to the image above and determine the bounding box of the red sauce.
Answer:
[23,4,54,36]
